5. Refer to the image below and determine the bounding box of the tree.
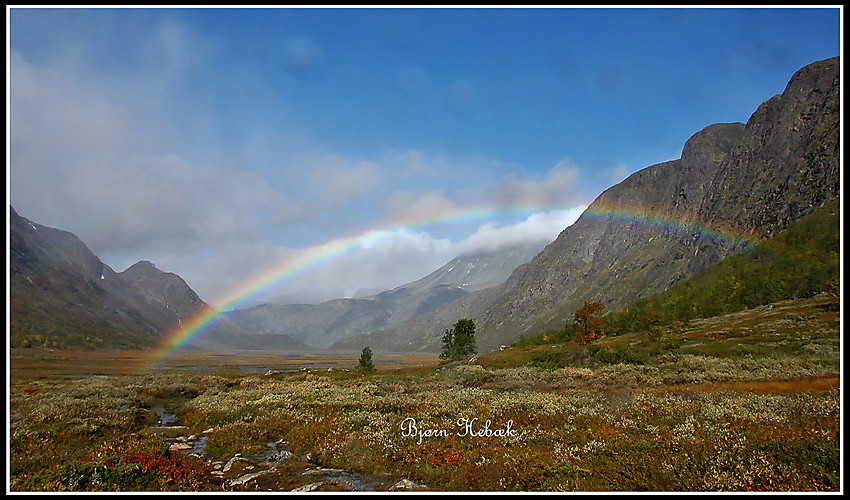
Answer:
[572,301,605,345]
[638,311,664,342]
[440,318,477,361]
[358,346,375,372]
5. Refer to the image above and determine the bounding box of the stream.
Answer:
[146,406,416,491]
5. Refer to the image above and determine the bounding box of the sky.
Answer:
[7,6,842,308]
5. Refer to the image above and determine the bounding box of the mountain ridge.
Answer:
[9,207,313,351]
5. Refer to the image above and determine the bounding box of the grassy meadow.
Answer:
[7,294,841,492]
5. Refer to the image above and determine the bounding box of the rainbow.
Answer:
[144,205,573,371]
[144,203,759,371]
[581,205,760,249]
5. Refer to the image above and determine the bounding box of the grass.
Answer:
[8,294,841,491]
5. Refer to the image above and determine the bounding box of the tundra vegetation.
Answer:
[8,293,840,492]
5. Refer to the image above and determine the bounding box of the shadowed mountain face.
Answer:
[9,207,314,351]
[227,242,546,350]
[346,56,840,354]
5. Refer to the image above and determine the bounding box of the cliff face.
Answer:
[360,56,840,353]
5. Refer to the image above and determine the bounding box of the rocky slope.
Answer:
[9,207,311,351]
[350,56,840,353]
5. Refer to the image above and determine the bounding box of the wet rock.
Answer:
[390,479,428,490]
[292,481,325,492]
[228,467,276,488]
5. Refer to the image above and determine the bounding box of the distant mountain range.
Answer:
[225,242,545,349]
[338,56,840,353]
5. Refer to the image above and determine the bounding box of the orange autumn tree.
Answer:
[572,301,605,345]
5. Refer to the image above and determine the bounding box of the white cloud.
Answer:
[490,159,583,209]
[9,49,286,292]
[455,206,586,256]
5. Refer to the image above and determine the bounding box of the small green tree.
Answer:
[440,318,477,361]
[358,346,375,372]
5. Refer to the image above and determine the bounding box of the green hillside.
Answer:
[513,197,839,348]
[605,197,839,335]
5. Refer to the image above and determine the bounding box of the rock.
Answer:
[222,456,252,473]
[302,467,346,476]
[228,467,276,488]
[188,434,197,441]
[292,481,325,492]
[390,479,428,490]
[202,427,215,434]
[169,442,193,451]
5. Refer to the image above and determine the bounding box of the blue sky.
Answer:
[8,7,841,306]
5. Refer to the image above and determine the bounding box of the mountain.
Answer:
[344,56,840,354]
[227,242,545,349]
[404,242,546,292]
[8,207,312,351]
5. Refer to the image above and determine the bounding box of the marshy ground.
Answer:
[8,295,841,492]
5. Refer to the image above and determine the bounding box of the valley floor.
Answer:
[7,295,841,492]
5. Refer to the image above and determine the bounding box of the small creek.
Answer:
[146,406,398,491]
[151,406,208,457]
